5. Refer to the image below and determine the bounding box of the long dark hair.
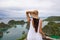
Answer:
[33,18,39,32]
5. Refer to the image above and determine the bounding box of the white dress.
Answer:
[27,18,43,40]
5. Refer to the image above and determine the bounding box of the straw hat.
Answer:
[30,10,38,19]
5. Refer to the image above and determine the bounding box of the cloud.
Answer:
[0,0,60,17]
[0,0,54,9]
[0,8,25,17]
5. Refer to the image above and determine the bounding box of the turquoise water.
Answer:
[0,18,27,40]
[0,24,28,40]
[50,35,60,39]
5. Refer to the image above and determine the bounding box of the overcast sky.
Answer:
[0,0,60,18]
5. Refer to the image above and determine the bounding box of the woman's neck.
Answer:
[33,17,39,19]
[34,18,39,19]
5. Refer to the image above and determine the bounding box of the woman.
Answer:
[26,10,45,40]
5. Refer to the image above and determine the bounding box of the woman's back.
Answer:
[29,18,39,33]
[27,18,43,40]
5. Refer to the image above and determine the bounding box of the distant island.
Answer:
[43,21,60,39]
[0,20,26,31]
[44,16,60,21]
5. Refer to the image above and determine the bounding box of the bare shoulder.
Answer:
[39,19,42,22]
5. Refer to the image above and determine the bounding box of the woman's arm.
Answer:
[39,19,46,37]
[26,11,31,23]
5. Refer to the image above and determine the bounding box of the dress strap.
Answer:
[30,18,32,24]
[38,19,40,33]
[30,18,33,28]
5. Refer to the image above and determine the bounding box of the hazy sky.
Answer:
[0,0,60,17]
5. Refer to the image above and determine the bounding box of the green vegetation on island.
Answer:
[17,34,27,40]
[43,21,60,39]
[0,22,11,31]
[44,16,60,21]
[0,20,26,32]
[8,20,26,25]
